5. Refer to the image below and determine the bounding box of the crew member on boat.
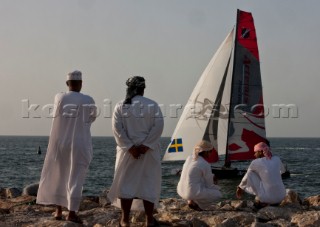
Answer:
[36,70,96,223]
[177,140,222,211]
[236,142,286,208]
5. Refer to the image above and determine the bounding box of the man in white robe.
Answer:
[108,76,164,227]
[236,142,286,207]
[177,140,222,210]
[36,70,96,223]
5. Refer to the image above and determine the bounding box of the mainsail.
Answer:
[163,10,267,166]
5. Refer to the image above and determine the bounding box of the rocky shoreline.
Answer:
[1,186,320,227]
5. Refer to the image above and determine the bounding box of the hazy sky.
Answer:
[1,0,319,137]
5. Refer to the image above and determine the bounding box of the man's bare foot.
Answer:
[66,211,83,224]
[236,186,244,199]
[54,205,62,220]
[119,219,130,227]
[187,200,203,211]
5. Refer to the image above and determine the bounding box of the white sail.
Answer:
[163,29,235,161]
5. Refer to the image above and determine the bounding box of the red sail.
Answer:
[226,10,266,162]
[237,10,259,60]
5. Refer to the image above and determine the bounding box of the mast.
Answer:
[224,9,240,167]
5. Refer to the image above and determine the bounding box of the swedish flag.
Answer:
[168,138,183,153]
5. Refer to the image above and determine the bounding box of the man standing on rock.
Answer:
[37,70,96,223]
[108,76,164,227]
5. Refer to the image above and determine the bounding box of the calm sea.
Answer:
[0,136,319,200]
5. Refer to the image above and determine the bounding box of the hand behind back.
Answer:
[128,145,150,159]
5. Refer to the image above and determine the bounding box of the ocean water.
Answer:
[0,136,319,200]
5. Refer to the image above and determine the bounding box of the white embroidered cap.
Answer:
[67,70,82,81]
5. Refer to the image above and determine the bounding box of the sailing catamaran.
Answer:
[162,9,289,179]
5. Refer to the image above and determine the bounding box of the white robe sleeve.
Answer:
[239,160,258,189]
[112,103,134,150]
[279,159,286,174]
[82,97,97,124]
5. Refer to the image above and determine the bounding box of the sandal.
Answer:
[253,201,268,209]
[188,202,203,211]
[53,206,63,221]
[53,212,63,220]
[53,216,63,220]
[66,215,83,224]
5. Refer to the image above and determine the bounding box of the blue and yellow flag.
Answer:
[168,138,183,153]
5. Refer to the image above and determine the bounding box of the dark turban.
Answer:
[124,76,146,104]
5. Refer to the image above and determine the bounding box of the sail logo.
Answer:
[241,55,251,104]
[241,28,250,38]
[168,138,183,153]
[187,97,217,120]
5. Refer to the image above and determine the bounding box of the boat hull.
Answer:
[212,167,291,179]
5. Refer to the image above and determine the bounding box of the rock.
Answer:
[22,183,39,196]
[0,188,21,199]
[267,218,292,227]
[171,220,191,226]
[220,203,233,210]
[192,217,209,227]
[219,218,238,227]
[0,195,36,210]
[5,187,21,198]
[131,211,145,223]
[79,196,100,211]
[291,210,320,227]
[217,200,230,207]
[280,189,302,206]
[1,187,320,227]
[98,189,111,207]
[93,224,105,227]
[303,195,320,207]
[231,200,247,209]
[250,222,274,227]
[0,208,10,214]
[256,206,293,221]
[0,188,6,198]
